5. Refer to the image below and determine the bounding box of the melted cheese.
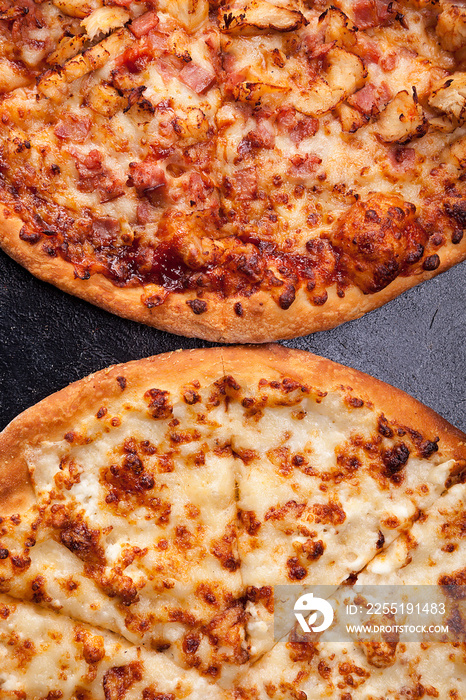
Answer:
[0,364,462,694]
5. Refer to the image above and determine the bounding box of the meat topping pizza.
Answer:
[0,1,465,340]
[0,346,465,698]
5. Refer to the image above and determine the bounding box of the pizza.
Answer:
[0,1,465,341]
[0,344,465,698]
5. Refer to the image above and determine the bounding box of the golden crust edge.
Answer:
[1,346,465,514]
[0,348,225,513]
[0,207,465,342]
[220,345,466,465]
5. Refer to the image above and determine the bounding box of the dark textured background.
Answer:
[1,247,465,432]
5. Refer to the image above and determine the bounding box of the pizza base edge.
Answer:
[1,344,465,516]
[1,207,466,343]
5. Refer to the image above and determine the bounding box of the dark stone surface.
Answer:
[1,247,465,431]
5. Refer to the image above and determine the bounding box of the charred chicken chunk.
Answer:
[429,72,466,125]
[436,1,466,52]
[331,194,428,293]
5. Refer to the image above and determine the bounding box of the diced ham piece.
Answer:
[234,167,257,201]
[137,200,157,224]
[238,120,275,155]
[91,217,120,247]
[55,114,91,143]
[308,41,335,60]
[130,11,159,38]
[111,0,133,6]
[188,172,213,204]
[303,26,326,54]
[156,56,184,83]
[348,82,392,116]
[388,147,416,171]
[378,81,392,104]
[356,35,381,64]
[222,54,246,91]
[353,0,375,28]
[276,108,318,144]
[255,120,275,148]
[116,34,166,73]
[290,154,322,176]
[179,62,215,94]
[375,0,393,24]
[129,160,166,191]
[380,51,399,71]
[73,149,103,177]
[353,0,393,29]
[348,84,378,114]
[71,148,124,202]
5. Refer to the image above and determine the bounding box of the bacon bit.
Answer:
[348,82,392,116]
[353,0,394,29]
[291,116,318,144]
[380,51,399,71]
[116,35,165,73]
[129,160,166,192]
[388,146,415,171]
[136,200,156,224]
[357,35,382,64]
[222,54,246,91]
[130,11,159,38]
[179,62,215,94]
[277,108,318,144]
[276,108,297,131]
[55,114,91,143]
[91,218,120,247]
[80,149,102,170]
[233,167,257,201]
[290,153,322,176]
[252,120,275,148]
[72,149,124,203]
[308,41,335,60]
[238,121,275,155]
[187,172,213,205]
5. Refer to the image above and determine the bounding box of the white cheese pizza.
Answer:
[0,345,465,698]
[0,1,465,340]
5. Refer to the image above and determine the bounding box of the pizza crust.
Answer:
[1,345,465,516]
[1,207,465,342]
